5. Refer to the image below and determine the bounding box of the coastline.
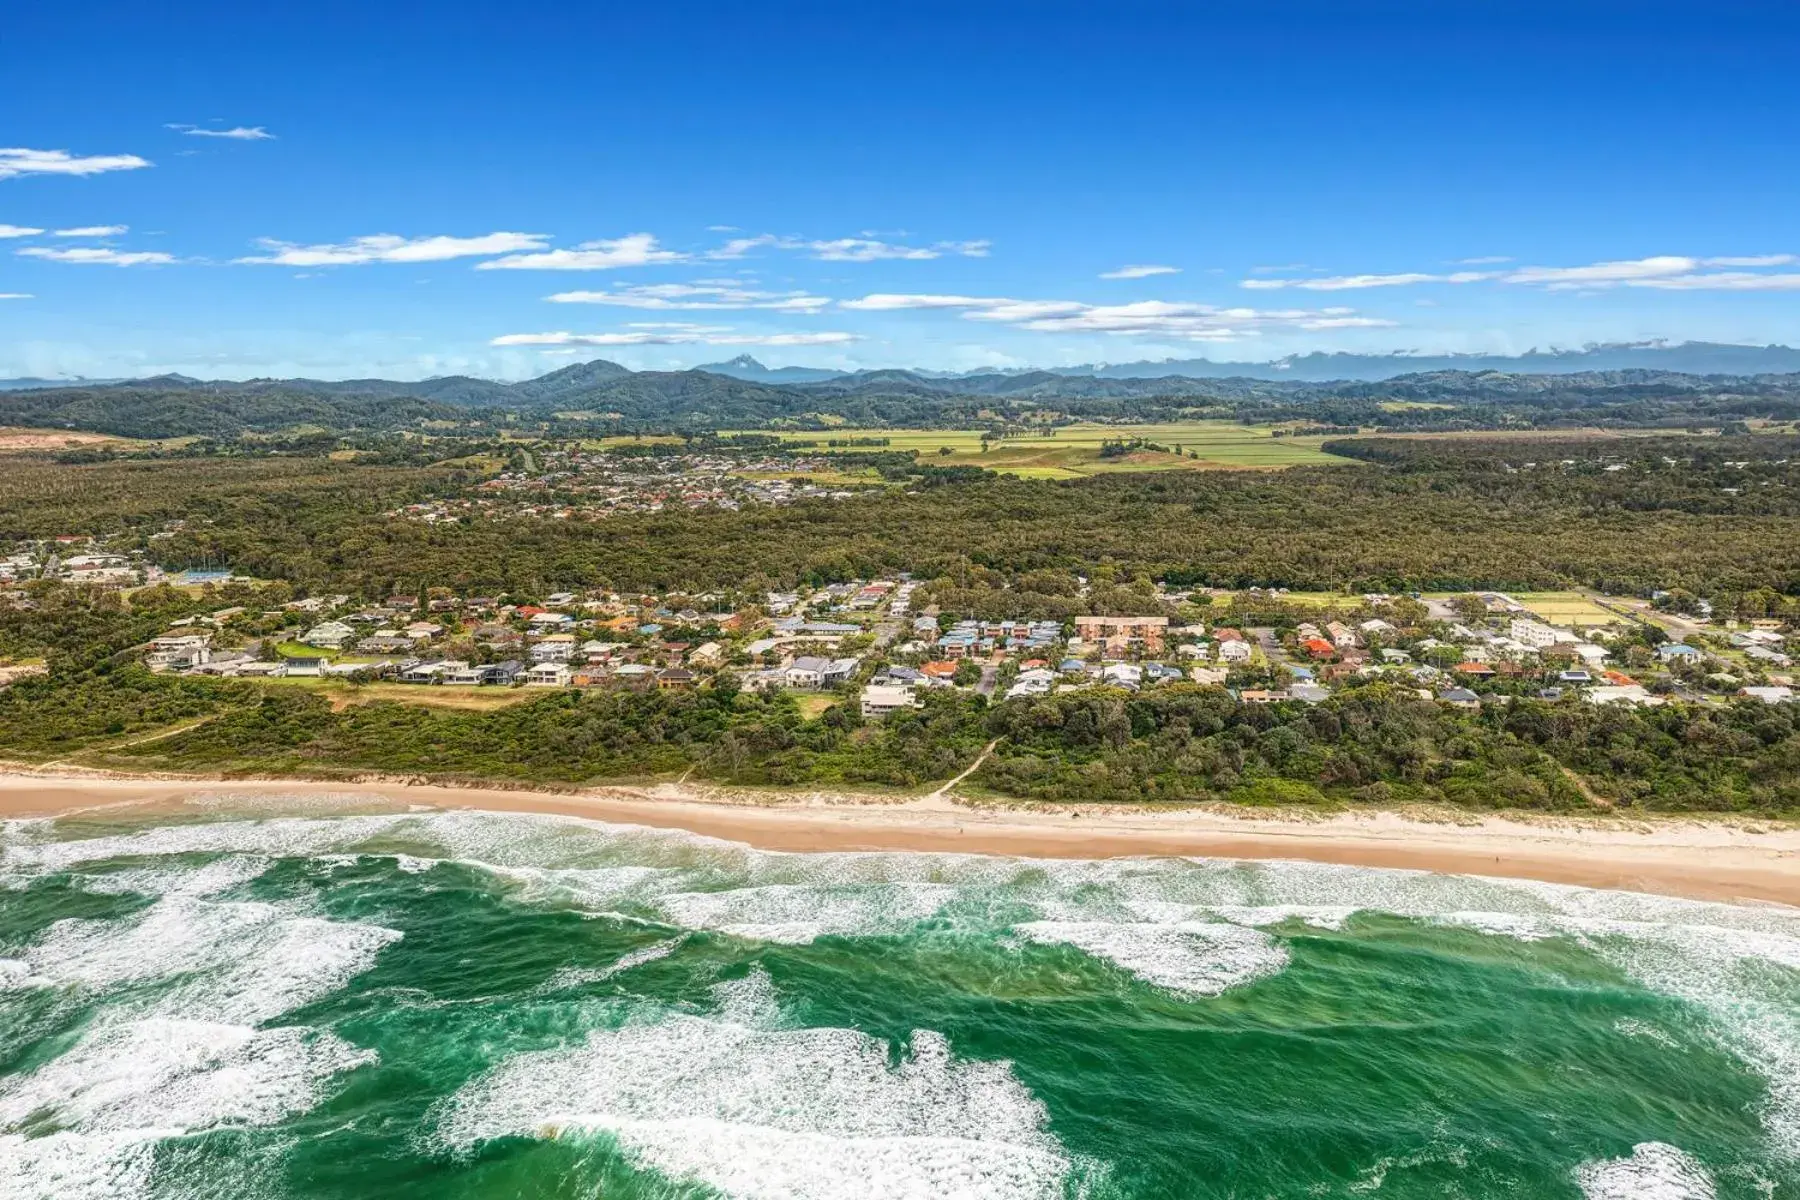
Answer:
[2,769,1798,907]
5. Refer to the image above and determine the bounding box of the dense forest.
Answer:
[6,364,1800,439]
[3,433,1797,602]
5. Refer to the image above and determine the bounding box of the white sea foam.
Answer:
[655,882,955,944]
[537,938,684,993]
[19,894,400,1025]
[1207,904,1359,931]
[76,854,272,899]
[441,995,1070,1199]
[1614,1017,1680,1050]
[0,1129,157,1200]
[12,804,1800,1171]
[0,1019,372,1200]
[1575,1142,1716,1199]
[1014,920,1288,998]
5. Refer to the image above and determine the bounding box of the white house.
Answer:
[1741,686,1795,704]
[302,620,356,649]
[523,663,571,687]
[1218,640,1253,663]
[860,683,921,719]
[784,656,829,689]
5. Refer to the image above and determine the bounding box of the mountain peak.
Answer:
[723,354,765,370]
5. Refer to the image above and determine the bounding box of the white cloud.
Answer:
[1238,254,1800,293]
[17,246,174,266]
[239,231,548,266]
[1503,255,1697,287]
[545,283,831,312]
[811,237,989,261]
[1454,255,1513,265]
[476,233,685,270]
[704,234,989,262]
[0,292,30,299]
[493,325,860,347]
[167,124,276,141]
[52,224,127,237]
[1701,254,1796,268]
[840,293,997,311]
[0,148,152,179]
[1100,264,1180,279]
[840,293,1393,340]
[1630,272,1800,291]
[1243,271,1494,290]
[0,224,44,238]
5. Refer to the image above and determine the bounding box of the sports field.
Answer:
[734,422,1347,478]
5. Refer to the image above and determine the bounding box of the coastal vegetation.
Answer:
[3,404,1798,815]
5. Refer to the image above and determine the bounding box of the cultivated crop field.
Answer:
[739,421,1348,478]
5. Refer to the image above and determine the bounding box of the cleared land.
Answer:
[0,426,138,453]
[735,422,1346,478]
[256,677,538,711]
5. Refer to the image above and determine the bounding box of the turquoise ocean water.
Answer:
[2,792,1797,1199]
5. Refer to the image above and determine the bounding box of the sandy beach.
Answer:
[3,770,1798,907]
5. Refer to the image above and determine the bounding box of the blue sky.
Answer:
[3,0,1799,380]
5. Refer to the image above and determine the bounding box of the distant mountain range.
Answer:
[697,341,1800,384]
[5,341,1800,440]
[8,341,1800,399]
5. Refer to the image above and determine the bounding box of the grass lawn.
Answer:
[726,421,1349,477]
[1512,591,1619,626]
[256,676,537,711]
[792,694,840,719]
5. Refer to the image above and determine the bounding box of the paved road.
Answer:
[975,664,999,696]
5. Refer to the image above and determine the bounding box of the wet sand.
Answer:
[2,772,1797,907]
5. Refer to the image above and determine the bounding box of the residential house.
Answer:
[1290,683,1331,703]
[1005,667,1059,699]
[1218,640,1253,664]
[444,660,521,686]
[145,633,211,670]
[657,667,697,690]
[1100,663,1143,689]
[1190,666,1229,686]
[399,661,458,684]
[822,657,861,687]
[1301,637,1337,660]
[1437,687,1481,710]
[302,620,356,649]
[1741,686,1795,704]
[1239,689,1288,704]
[530,636,576,664]
[861,684,922,719]
[1510,618,1576,648]
[523,663,571,687]
[1586,684,1663,707]
[784,656,830,689]
[1073,615,1168,653]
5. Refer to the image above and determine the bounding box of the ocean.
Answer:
[2,793,1796,1199]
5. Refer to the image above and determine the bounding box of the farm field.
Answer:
[733,421,1349,478]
